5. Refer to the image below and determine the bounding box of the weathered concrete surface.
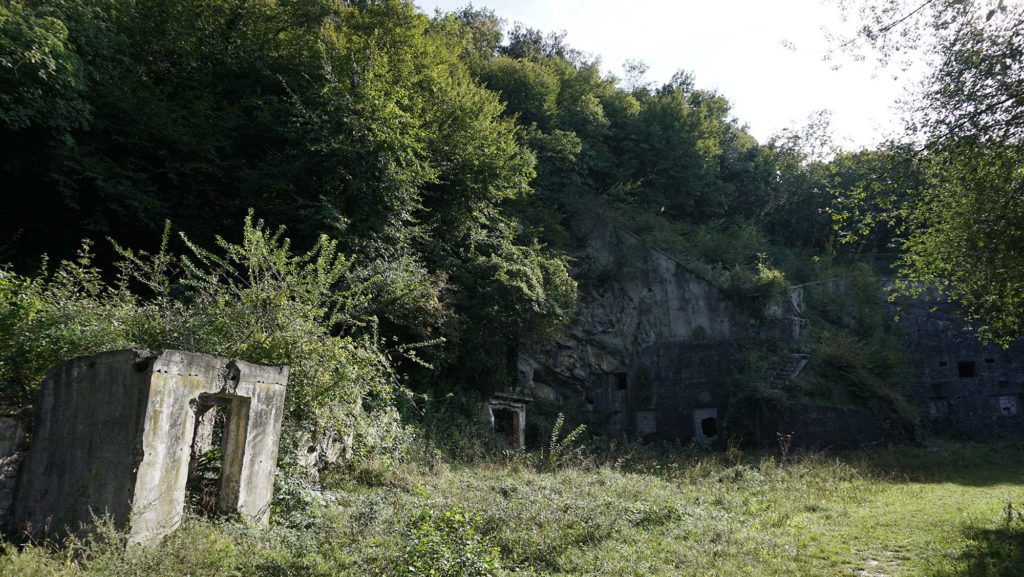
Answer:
[14,350,287,544]
[754,402,894,449]
[893,292,1024,439]
[522,211,1024,446]
[518,212,781,441]
[0,416,25,530]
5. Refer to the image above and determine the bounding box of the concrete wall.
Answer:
[523,213,1024,446]
[519,212,751,440]
[640,340,735,444]
[755,402,893,449]
[15,350,153,538]
[895,295,1024,439]
[14,349,287,544]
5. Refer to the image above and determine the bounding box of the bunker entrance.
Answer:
[701,416,718,438]
[693,408,719,444]
[492,407,517,445]
[187,394,250,516]
[485,393,529,450]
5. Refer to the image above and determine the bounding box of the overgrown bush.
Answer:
[402,503,505,577]
[0,214,416,471]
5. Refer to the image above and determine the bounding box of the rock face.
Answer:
[519,211,757,443]
[13,350,288,545]
[519,213,904,447]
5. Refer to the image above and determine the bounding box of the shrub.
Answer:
[0,214,414,472]
[402,503,504,577]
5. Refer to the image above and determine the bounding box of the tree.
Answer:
[832,0,1024,343]
[0,0,577,396]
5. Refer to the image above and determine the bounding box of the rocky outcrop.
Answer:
[519,210,750,401]
[517,211,766,441]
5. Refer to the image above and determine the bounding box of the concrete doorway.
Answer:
[693,408,719,444]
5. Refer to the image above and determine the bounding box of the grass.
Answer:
[2,441,1023,576]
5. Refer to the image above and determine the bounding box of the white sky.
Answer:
[416,0,920,150]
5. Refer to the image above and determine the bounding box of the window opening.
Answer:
[615,373,628,391]
[957,361,976,378]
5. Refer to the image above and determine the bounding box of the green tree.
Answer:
[0,0,577,398]
[832,0,1024,342]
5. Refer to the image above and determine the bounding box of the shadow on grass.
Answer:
[931,523,1024,577]
[845,441,1024,487]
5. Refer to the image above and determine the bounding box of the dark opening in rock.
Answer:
[701,417,718,438]
[957,361,976,378]
[615,372,628,391]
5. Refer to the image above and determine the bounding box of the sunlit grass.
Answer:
[2,441,1022,576]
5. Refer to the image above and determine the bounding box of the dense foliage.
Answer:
[0,216,411,466]
[832,0,1024,343]
[3,0,1007,463]
[0,0,577,398]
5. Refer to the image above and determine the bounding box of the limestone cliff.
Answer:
[517,211,755,438]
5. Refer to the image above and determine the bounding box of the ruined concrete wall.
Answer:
[128,351,287,542]
[14,350,287,544]
[519,212,754,440]
[520,211,748,392]
[15,350,153,537]
[895,295,1024,439]
[639,341,735,443]
[756,402,892,449]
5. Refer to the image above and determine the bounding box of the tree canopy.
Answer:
[832,0,1024,343]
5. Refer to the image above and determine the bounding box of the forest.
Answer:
[1,0,1023,575]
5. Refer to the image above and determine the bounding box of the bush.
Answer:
[402,503,505,577]
[0,214,414,472]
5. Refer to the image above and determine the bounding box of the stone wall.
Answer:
[755,402,893,449]
[640,340,736,443]
[895,293,1024,439]
[518,211,755,442]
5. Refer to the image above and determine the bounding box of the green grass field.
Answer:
[3,441,1023,576]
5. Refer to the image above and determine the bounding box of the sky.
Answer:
[415,0,921,149]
